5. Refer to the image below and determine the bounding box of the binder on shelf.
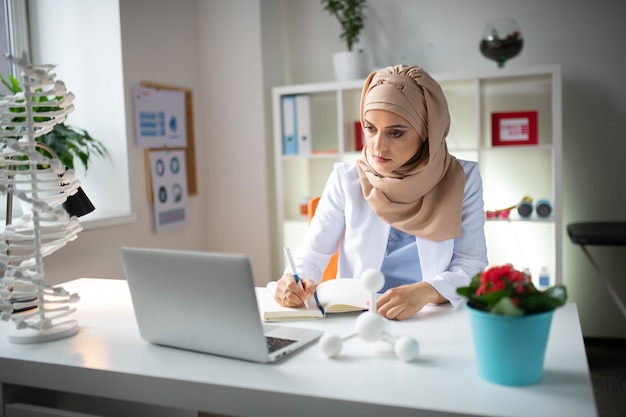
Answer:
[295,95,312,156]
[354,121,365,151]
[281,95,298,155]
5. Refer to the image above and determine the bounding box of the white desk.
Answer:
[0,278,598,417]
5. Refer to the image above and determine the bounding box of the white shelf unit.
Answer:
[272,65,562,285]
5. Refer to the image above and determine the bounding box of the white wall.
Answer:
[23,0,626,338]
[27,0,273,288]
[195,0,272,281]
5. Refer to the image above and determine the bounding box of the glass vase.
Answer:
[479,18,523,68]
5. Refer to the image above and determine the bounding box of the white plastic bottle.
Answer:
[538,266,550,289]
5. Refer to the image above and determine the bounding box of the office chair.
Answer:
[567,221,626,320]
[307,197,339,282]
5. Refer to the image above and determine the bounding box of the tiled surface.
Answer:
[585,338,626,417]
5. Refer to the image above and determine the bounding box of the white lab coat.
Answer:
[292,159,488,308]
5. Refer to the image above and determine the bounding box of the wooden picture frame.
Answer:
[491,111,538,146]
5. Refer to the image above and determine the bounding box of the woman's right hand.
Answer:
[274,274,315,307]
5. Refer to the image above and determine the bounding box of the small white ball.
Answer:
[360,268,385,293]
[319,333,343,358]
[355,311,387,342]
[394,336,420,362]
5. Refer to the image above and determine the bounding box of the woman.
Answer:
[275,65,488,320]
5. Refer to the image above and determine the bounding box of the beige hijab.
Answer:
[356,65,466,241]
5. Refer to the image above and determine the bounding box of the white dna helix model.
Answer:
[319,269,421,362]
[0,52,82,343]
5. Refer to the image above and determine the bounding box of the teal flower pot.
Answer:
[467,305,554,386]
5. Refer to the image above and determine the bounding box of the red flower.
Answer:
[476,263,526,295]
[457,263,568,316]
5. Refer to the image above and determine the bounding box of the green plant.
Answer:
[1,73,110,173]
[457,264,567,317]
[321,0,367,52]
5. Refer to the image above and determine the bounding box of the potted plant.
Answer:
[321,0,369,81]
[1,73,110,173]
[1,73,110,218]
[457,264,568,386]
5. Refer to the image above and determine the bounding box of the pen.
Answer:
[283,247,310,309]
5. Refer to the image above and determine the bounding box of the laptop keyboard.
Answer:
[266,336,297,353]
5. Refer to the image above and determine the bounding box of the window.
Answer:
[1,0,30,219]
[2,0,134,228]
[1,0,29,77]
[1,2,10,93]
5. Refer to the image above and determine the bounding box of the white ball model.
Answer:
[319,269,419,362]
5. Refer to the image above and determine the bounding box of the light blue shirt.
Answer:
[380,227,422,292]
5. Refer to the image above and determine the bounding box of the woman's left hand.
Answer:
[375,281,446,320]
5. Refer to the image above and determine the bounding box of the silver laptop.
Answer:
[120,247,322,363]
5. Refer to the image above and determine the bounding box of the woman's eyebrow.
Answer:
[363,118,409,129]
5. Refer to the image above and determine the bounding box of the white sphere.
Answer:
[355,311,387,342]
[319,333,343,357]
[360,268,385,293]
[394,336,420,362]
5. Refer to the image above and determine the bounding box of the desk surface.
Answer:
[0,278,597,417]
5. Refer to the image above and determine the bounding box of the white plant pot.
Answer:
[332,51,369,82]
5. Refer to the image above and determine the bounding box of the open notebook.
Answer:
[120,247,322,363]
[259,278,370,321]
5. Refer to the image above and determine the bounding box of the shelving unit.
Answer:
[272,65,562,285]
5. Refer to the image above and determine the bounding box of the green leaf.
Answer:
[456,286,473,298]
[490,296,524,317]
[544,285,568,305]
[517,285,568,314]
[0,74,22,95]
[475,289,509,308]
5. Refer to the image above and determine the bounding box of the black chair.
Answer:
[567,222,626,319]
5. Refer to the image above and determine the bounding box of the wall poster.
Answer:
[148,148,188,233]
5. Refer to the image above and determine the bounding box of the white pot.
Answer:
[332,51,369,82]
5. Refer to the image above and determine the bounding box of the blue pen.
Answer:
[283,247,310,309]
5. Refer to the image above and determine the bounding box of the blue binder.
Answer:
[281,95,298,155]
[295,95,311,155]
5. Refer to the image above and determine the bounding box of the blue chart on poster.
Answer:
[134,85,187,148]
[149,149,188,233]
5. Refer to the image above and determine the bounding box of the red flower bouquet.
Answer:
[457,264,567,316]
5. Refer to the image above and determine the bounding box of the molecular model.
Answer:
[319,269,420,362]
[0,52,82,344]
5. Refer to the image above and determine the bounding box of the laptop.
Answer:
[120,247,322,363]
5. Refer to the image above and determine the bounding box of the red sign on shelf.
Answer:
[491,111,538,146]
